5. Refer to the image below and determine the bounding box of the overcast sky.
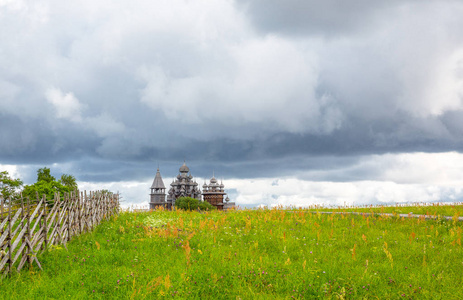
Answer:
[1,0,463,208]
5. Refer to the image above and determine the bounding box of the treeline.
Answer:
[0,167,81,202]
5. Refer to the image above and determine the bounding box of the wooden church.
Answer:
[149,162,235,210]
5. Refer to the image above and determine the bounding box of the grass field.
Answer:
[1,205,462,299]
[311,202,463,217]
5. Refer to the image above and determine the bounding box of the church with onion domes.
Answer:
[149,162,235,211]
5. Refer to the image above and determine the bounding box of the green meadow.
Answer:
[1,206,462,299]
[312,202,463,217]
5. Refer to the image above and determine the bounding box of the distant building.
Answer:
[148,162,235,210]
[149,168,166,210]
[202,176,235,211]
[166,162,201,209]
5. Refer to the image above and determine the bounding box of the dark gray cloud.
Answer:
[235,0,462,37]
[235,0,400,36]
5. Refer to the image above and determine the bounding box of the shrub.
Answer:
[198,201,216,211]
[175,197,216,211]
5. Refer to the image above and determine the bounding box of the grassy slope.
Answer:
[1,208,462,299]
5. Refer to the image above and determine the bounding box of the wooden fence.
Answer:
[0,191,119,277]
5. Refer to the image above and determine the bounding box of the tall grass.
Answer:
[0,206,462,299]
[309,202,463,217]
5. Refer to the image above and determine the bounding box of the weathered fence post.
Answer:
[0,196,4,236]
[42,195,48,251]
[7,197,12,274]
[0,190,119,276]
[89,191,93,230]
[19,196,24,271]
[79,191,83,235]
[26,196,32,269]
[84,191,88,233]
[57,193,62,244]
[67,193,72,242]
[36,192,41,243]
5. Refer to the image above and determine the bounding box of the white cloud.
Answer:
[0,164,21,179]
[377,152,463,185]
[419,49,463,116]
[46,87,85,122]
[2,0,463,143]
[44,87,125,139]
[73,152,463,209]
[221,152,463,207]
[226,179,462,209]
[86,113,125,137]
[78,180,150,209]
[139,30,342,137]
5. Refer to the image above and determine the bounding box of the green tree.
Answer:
[37,167,55,183]
[22,180,70,201]
[22,167,78,201]
[0,170,23,200]
[175,197,216,211]
[60,174,77,190]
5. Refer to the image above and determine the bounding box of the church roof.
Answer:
[179,162,189,173]
[150,168,166,189]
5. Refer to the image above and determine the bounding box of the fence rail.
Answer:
[0,191,119,277]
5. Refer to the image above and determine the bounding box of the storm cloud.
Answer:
[1,0,463,206]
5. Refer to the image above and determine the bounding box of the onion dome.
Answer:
[179,162,189,173]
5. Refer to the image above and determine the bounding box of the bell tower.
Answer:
[149,168,166,209]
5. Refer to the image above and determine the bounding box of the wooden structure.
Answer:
[166,162,201,209]
[149,168,166,210]
[0,191,119,277]
[148,163,236,210]
[202,176,235,211]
